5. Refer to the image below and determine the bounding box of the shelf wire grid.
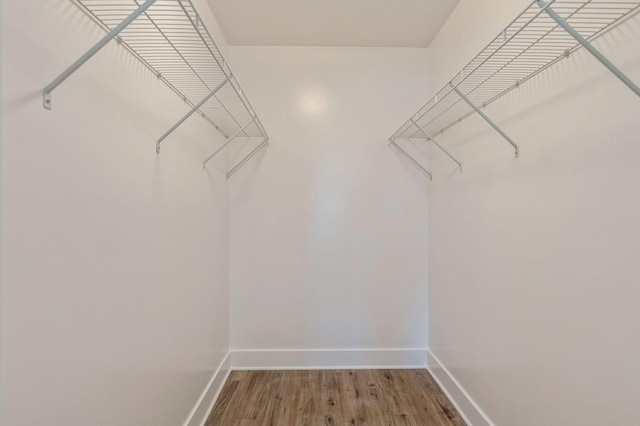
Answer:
[391,0,640,142]
[74,0,268,144]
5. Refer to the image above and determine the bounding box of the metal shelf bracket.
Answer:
[389,139,433,181]
[42,0,157,110]
[410,119,462,172]
[156,78,228,153]
[226,139,269,179]
[450,84,520,158]
[537,0,640,98]
[203,118,257,170]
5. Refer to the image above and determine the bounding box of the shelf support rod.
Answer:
[410,119,462,172]
[42,0,157,110]
[226,139,269,179]
[203,118,256,169]
[156,78,228,153]
[450,84,519,158]
[537,0,640,98]
[389,140,432,181]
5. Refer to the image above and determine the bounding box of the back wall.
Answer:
[226,46,431,368]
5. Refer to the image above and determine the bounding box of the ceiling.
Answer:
[206,0,460,48]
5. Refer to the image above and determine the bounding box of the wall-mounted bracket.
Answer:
[43,92,52,110]
[42,0,156,110]
[156,78,228,153]
[226,139,269,179]
[389,139,432,181]
[537,0,640,98]
[450,84,520,158]
[203,118,256,169]
[410,119,462,172]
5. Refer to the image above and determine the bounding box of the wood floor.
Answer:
[206,369,466,425]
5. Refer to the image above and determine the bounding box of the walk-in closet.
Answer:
[2,0,639,424]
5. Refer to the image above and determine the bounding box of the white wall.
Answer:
[226,47,431,368]
[426,1,640,425]
[1,0,231,424]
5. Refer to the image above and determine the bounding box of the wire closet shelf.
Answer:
[44,0,269,178]
[389,0,640,180]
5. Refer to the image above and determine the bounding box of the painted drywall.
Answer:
[226,47,430,367]
[426,0,640,425]
[207,0,459,47]
[1,0,231,424]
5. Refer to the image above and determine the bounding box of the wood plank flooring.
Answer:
[205,369,466,425]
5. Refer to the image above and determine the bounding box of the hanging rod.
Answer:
[43,0,269,178]
[390,0,640,179]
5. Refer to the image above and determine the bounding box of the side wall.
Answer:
[1,1,231,424]
[227,47,431,368]
[426,1,640,425]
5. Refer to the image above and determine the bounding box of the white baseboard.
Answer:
[426,349,495,426]
[182,349,487,425]
[183,352,231,426]
[231,348,428,370]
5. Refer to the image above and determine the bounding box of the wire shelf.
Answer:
[46,0,268,176]
[390,0,640,175]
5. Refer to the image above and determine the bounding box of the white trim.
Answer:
[231,348,428,370]
[182,352,231,426]
[426,349,495,426]
[197,367,232,426]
